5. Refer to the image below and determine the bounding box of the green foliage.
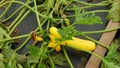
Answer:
[58,26,78,41]
[51,53,68,66]
[37,63,46,68]
[27,46,40,64]
[101,40,120,68]
[74,5,103,25]
[102,59,120,68]
[1,0,120,68]
[27,46,40,57]
[0,46,26,68]
[0,54,5,68]
[107,0,120,22]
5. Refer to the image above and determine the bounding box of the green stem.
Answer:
[0,0,4,5]
[0,27,10,38]
[8,10,31,35]
[79,47,104,61]
[8,7,27,30]
[0,1,56,21]
[86,10,109,14]
[31,64,36,68]
[63,47,74,68]
[80,34,109,49]
[63,1,73,10]
[39,42,47,64]
[33,0,44,35]
[48,53,56,68]
[46,20,50,30]
[15,37,31,51]
[0,31,40,42]
[0,0,14,19]
[15,28,40,51]
[82,27,120,34]
[15,18,48,51]
[65,6,92,11]
[73,0,108,6]
[67,10,108,18]
[2,4,24,22]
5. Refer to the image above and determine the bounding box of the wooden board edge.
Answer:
[85,20,120,68]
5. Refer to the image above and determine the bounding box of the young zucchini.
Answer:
[49,27,96,51]
[64,37,96,51]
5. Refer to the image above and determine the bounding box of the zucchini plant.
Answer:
[0,0,120,68]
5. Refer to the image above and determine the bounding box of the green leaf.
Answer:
[101,39,120,68]
[0,54,5,61]
[27,46,40,57]
[0,61,5,68]
[27,46,40,64]
[74,5,102,25]
[106,43,119,57]
[17,64,23,68]
[2,46,16,60]
[51,53,68,66]
[16,54,27,64]
[58,26,78,41]
[102,59,120,68]
[37,63,46,68]
[107,0,120,22]
[27,55,39,63]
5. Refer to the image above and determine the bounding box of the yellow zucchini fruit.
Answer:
[48,26,96,52]
[64,37,96,51]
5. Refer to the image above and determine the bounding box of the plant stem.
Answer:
[15,18,48,51]
[46,20,50,30]
[67,10,108,18]
[2,4,24,22]
[63,46,74,68]
[33,0,44,35]
[8,7,27,30]
[8,10,31,35]
[0,0,14,19]
[73,0,108,6]
[80,48,104,60]
[86,10,109,14]
[15,27,39,51]
[15,37,30,51]
[0,31,41,42]
[0,1,57,21]
[0,0,4,5]
[65,6,92,11]
[0,27,10,38]
[82,27,120,34]
[48,53,56,68]
[80,34,109,49]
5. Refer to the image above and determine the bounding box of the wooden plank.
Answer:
[85,20,120,68]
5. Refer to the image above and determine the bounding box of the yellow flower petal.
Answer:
[35,36,43,41]
[49,34,55,41]
[49,27,61,38]
[55,45,61,52]
[47,41,61,52]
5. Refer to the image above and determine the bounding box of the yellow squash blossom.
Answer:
[47,34,61,52]
[33,27,96,52]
